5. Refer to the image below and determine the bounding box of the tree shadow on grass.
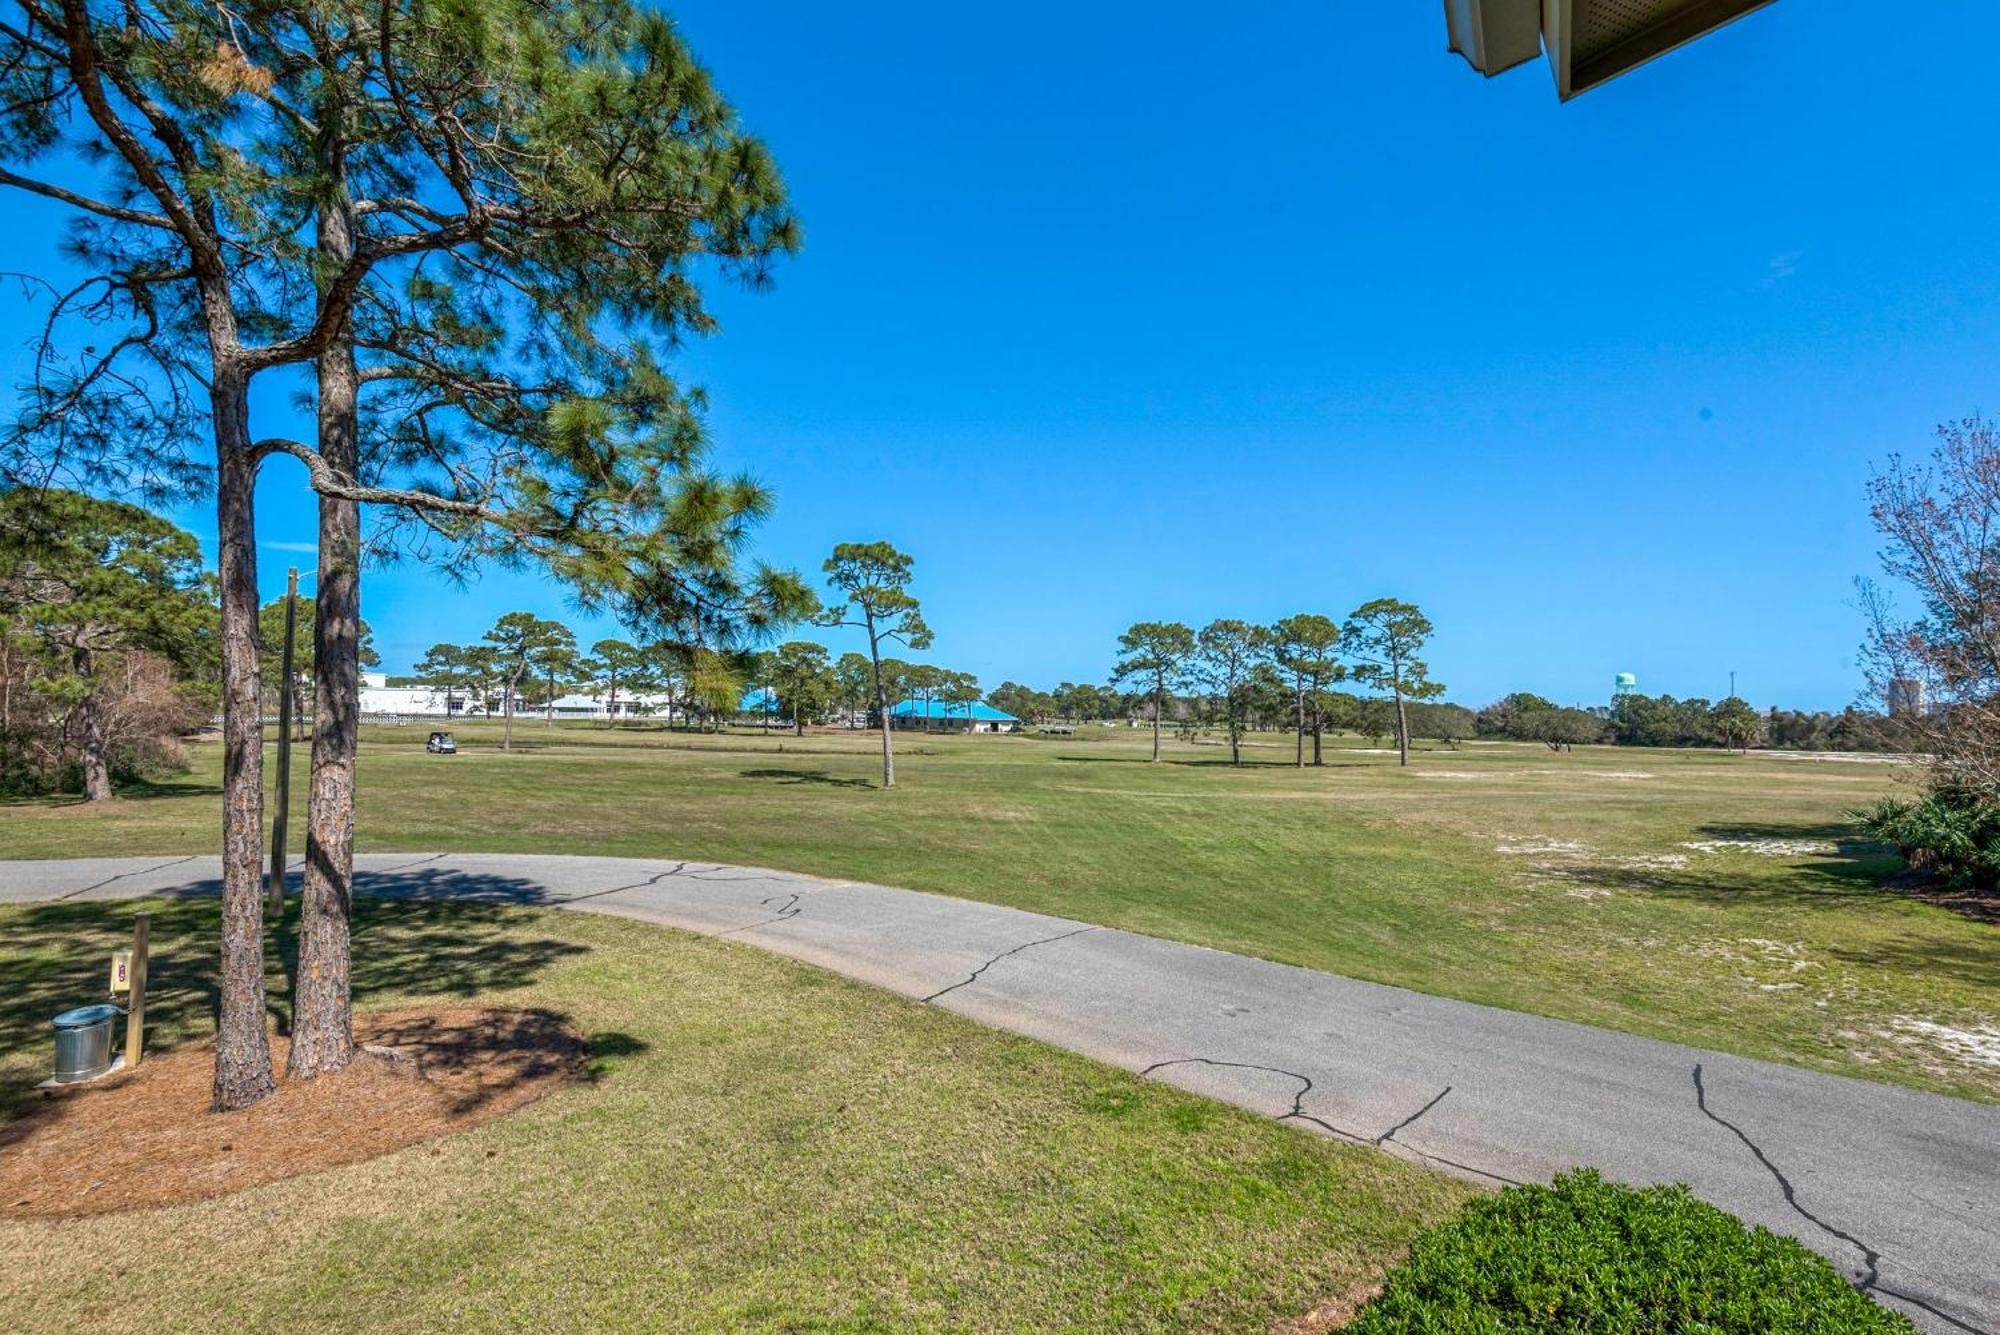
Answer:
[1553,860,1884,908]
[1681,818,2000,926]
[1692,818,1873,844]
[738,768,875,789]
[0,775,224,809]
[1050,754,1374,769]
[581,1030,650,1084]
[1176,757,1347,770]
[1552,806,2000,977]
[1547,842,2000,991]
[0,873,590,1123]
[1553,811,1902,911]
[1820,933,2000,992]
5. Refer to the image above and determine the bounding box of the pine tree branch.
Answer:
[0,166,177,229]
[50,0,222,274]
[251,436,488,516]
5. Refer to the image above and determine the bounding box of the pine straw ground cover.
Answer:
[0,1007,587,1218]
[0,898,1473,1332]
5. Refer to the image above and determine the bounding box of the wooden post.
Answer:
[268,567,298,914]
[125,912,150,1067]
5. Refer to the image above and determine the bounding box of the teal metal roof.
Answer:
[889,698,1018,721]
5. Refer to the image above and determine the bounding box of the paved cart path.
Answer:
[3,853,1994,1334]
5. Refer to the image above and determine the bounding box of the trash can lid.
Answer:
[54,1003,120,1028]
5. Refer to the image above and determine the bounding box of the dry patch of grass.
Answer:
[1271,1279,1384,1332]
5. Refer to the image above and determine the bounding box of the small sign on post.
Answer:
[110,949,132,994]
[125,914,150,1068]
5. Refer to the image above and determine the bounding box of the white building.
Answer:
[537,689,675,722]
[358,673,470,718]
[357,673,677,721]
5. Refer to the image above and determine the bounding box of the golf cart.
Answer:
[426,730,457,755]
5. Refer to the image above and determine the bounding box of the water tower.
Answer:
[1614,672,1638,699]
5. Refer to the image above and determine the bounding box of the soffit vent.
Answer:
[1557,0,1775,98]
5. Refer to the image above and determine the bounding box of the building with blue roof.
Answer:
[888,698,1020,734]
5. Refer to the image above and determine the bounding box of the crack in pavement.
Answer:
[922,925,1098,1003]
[1139,1057,1374,1144]
[1141,1060,1522,1186]
[713,890,808,937]
[1391,1144,1526,1188]
[542,865,833,935]
[1691,1064,1983,1334]
[680,867,779,883]
[1375,1085,1453,1147]
[369,852,444,875]
[55,855,198,901]
[1868,1286,1986,1335]
[1692,1064,1878,1282]
[547,863,689,906]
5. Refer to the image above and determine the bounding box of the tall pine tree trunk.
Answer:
[291,165,359,1078]
[870,630,895,788]
[213,416,276,1111]
[1151,680,1162,762]
[76,649,112,802]
[1294,672,1305,768]
[1394,688,1411,766]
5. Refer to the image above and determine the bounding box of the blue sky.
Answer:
[6,1,1996,709]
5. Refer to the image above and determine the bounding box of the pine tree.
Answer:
[1345,599,1444,767]
[1272,614,1344,767]
[2,0,804,1099]
[1111,622,1196,763]
[818,543,932,787]
[1192,620,1272,766]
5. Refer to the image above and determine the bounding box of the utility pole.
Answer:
[267,567,298,916]
[1729,670,1737,699]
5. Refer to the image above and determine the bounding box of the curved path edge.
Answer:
[3,852,1994,1334]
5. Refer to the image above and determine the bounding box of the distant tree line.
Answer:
[1472,691,1912,753]
[980,600,1447,767]
[412,615,766,746]
[400,542,975,791]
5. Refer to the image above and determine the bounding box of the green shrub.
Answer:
[1852,786,2000,890]
[1348,1170,1913,1333]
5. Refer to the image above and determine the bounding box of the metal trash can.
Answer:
[51,1003,121,1084]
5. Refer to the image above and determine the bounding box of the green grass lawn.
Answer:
[5,723,1997,1101]
[0,898,1471,1331]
